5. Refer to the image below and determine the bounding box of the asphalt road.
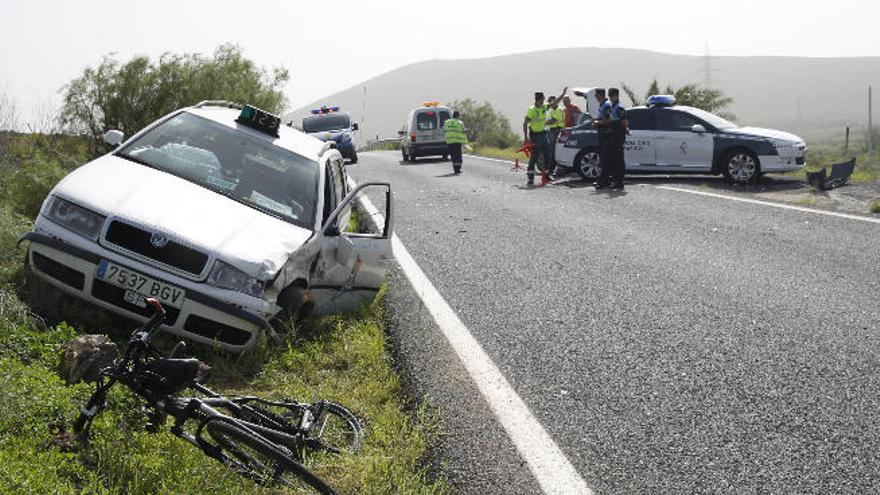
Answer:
[351,151,880,494]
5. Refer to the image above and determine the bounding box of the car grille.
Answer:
[184,314,252,346]
[91,279,180,325]
[104,220,209,277]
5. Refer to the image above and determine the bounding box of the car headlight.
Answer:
[43,196,106,240]
[207,260,264,298]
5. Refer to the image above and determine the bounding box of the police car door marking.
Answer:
[680,141,688,155]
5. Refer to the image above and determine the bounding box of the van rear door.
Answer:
[414,110,442,144]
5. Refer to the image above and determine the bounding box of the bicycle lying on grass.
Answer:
[74,298,363,495]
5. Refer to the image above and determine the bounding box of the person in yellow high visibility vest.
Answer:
[546,95,566,174]
[522,92,553,185]
[443,111,468,174]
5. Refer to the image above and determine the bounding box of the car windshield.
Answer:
[684,107,738,130]
[116,111,319,230]
[302,113,351,133]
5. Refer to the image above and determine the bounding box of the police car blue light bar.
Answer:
[646,95,676,107]
[310,106,341,114]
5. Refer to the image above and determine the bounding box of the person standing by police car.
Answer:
[608,88,629,191]
[443,111,468,174]
[546,96,566,174]
[592,88,613,189]
[522,92,552,185]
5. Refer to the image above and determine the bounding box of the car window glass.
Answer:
[416,112,437,130]
[302,113,351,133]
[438,111,451,127]
[627,109,654,131]
[332,158,345,207]
[117,111,319,230]
[656,110,702,132]
[323,163,335,224]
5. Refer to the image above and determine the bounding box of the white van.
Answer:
[399,102,452,162]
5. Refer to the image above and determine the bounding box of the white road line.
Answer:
[392,235,593,495]
[656,185,880,225]
[346,175,592,493]
[463,153,519,165]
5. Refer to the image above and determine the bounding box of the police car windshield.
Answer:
[684,107,737,130]
[116,112,319,230]
[302,113,351,133]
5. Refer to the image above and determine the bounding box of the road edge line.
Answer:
[391,236,593,495]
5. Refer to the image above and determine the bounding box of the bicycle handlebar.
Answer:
[133,298,166,341]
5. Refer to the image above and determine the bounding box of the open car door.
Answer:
[309,182,394,313]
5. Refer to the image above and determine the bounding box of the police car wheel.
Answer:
[401,149,409,162]
[723,150,760,184]
[574,147,602,181]
[349,153,358,164]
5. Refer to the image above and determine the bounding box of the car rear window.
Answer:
[416,112,437,130]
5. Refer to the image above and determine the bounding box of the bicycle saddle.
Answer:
[138,357,201,394]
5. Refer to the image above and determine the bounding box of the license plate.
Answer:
[96,260,186,309]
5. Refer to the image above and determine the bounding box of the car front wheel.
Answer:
[575,147,602,181]
[723,150,760,184]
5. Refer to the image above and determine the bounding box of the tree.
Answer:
[449,99,519,148]
[61,44,289,154]
[621,80,735,120]
[0,89,19,131]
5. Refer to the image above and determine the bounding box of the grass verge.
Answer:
[0,133,447,494]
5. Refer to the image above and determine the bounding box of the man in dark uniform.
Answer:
[592,88,613,189]
[522,92,553,185]
[606,87,629,190]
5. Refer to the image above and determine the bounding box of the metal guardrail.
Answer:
[359,137,400,152]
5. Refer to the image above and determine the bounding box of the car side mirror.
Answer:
[104,129,125,147]
[351,123,359,131]
[691,124,707,134]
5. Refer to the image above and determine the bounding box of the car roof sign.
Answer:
[236,105,281,137]
[646,95,676,107]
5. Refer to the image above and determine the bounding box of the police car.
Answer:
[555,95,807,184]
[301,106,359,163]
[21,101,393,351]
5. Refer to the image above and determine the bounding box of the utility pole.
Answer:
[869,85,874,155]
[361,85,367,149]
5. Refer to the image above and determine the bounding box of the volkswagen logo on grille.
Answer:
[150,232,170,248]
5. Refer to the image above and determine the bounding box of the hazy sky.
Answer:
[3,0,879,123]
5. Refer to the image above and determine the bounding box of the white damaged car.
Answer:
[21,101,393,351]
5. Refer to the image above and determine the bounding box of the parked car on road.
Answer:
[555,94,807,184]
[21,101,393,351]
[301,106,359,164]
[400,102,452,162]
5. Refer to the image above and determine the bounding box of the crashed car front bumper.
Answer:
[20,228,275,352]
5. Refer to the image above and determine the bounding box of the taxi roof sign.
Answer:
[236,105,281,137]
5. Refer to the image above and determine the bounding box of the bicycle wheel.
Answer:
[206,419,336,495]
[306,402,364,454]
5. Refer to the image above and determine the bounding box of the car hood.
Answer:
[51,154,314,279]
[726,126,804,143]
[308,129,349,142]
